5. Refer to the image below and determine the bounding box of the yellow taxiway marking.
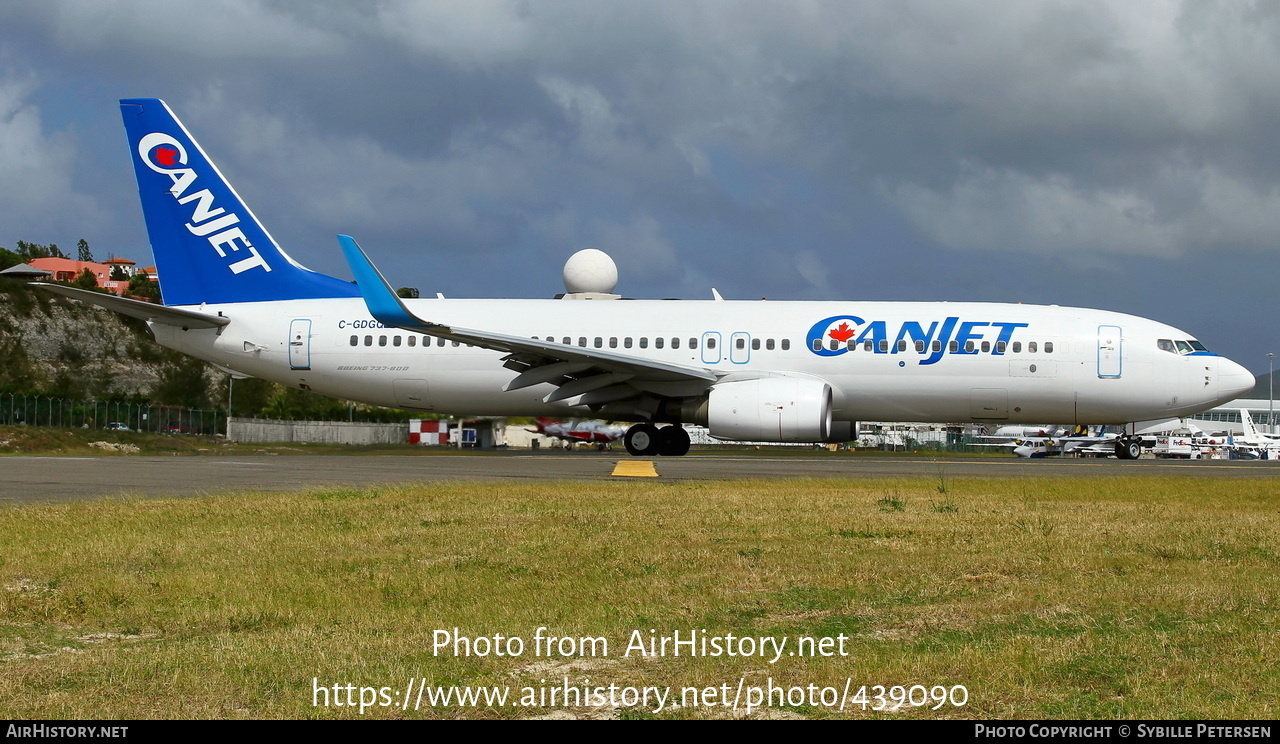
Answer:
[612,460,659,477]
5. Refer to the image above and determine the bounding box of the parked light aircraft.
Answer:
[529,418,629,450]
[33,98,1257,457]
[1228,409,1280,459]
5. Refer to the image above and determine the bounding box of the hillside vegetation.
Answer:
[0,278,413,421]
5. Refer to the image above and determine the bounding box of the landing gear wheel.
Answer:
[1115,438,1141,460]
[624,423,660,456]
[657,425,691,457]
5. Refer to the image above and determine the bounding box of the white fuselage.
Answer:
[153,297,1254,427]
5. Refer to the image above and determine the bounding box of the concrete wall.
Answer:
[228,417,405,445]
[502,424,560,449]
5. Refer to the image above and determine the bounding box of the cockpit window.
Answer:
[1175,340,1193,355]
[1188,340,1207,352]
[1157,339,1175,353]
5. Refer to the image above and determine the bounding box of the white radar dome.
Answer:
[562,248,618,294]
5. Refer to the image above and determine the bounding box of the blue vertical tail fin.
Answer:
[120,98,359,306]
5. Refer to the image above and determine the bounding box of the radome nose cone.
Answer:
[1218,357,1256,402]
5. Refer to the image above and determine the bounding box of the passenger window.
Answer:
[878,340,888,352]
[1012,341,1021,353]
[1029,341,1037,353]
[863,341,873,352]
[752,338,760,350]
[964,341,974,352]
[437,338,445,347]
[579,337,587,347]
[828,339,838,351]
[897,340,907,352]
[981,341,990,353]
[846,339,856,351]
[781,339,790,351]
[915,340,925,352]
[766,339,775,350]
[639,338,648,349]
[672,338,681,349]
[1044,341,1053,353]
[393,336,402,347]
[594,337,603,348]
[349,335,358,347]
[736,338,745,350]
[408,336,416,347]
[997,340,1006,353]
[705,338,715,349]
[623,337,632,348]
[655,337,664,349]
[690,338,698,349]
[932,340,942,352]
[378,335,387,347]
[452,341,460,347]
[949,340,958,352]
[364,335,373,346]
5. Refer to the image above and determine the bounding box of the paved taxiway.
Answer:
[2,452,1278,504]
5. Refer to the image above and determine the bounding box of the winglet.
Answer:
[338,235,447,333]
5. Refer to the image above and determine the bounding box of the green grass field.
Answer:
[1,475,1276,719]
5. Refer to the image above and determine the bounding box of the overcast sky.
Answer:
[1,0,1277,372]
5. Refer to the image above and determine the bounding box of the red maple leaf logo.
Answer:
[828,322,856,343]
[153,146,179,167]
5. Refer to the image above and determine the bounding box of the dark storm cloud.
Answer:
[0,0,1276,368]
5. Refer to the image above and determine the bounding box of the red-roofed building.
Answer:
[29,257,132,295]
[102,257,137,278]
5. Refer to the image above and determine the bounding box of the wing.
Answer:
[338,235,718,413]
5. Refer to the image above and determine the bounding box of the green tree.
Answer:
[110,264,129,281]
[227,376,276,416]
[16,241,65,260]
[77,239,94,263]
[154,356,213,408]
[72,268,99,290]
[0,339,42,393]
[127,272,161,302]
[0,247,20,271]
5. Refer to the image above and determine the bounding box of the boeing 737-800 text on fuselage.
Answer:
[35,99,1256,458]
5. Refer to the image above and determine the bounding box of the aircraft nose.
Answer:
[1216,357,1256,402]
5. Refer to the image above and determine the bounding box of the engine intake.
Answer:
[707,377,832,442]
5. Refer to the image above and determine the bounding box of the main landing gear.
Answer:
[624,423,691,457]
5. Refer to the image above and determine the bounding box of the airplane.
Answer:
[976,424,1122,458]
[528,418,629,450]
[32,98,1257,458]
[1226,409,1280,459]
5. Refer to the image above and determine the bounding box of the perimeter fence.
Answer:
[0,393,223,435]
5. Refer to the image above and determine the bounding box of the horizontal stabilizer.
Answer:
[30,283,229,329]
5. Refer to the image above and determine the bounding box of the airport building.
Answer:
[1187,398,1278,435]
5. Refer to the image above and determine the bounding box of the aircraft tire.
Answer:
[657,425,691,457]
[624,423,660,456]
[1115,438,1141,460]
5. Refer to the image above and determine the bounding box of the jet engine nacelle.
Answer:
[707,377,832,442]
